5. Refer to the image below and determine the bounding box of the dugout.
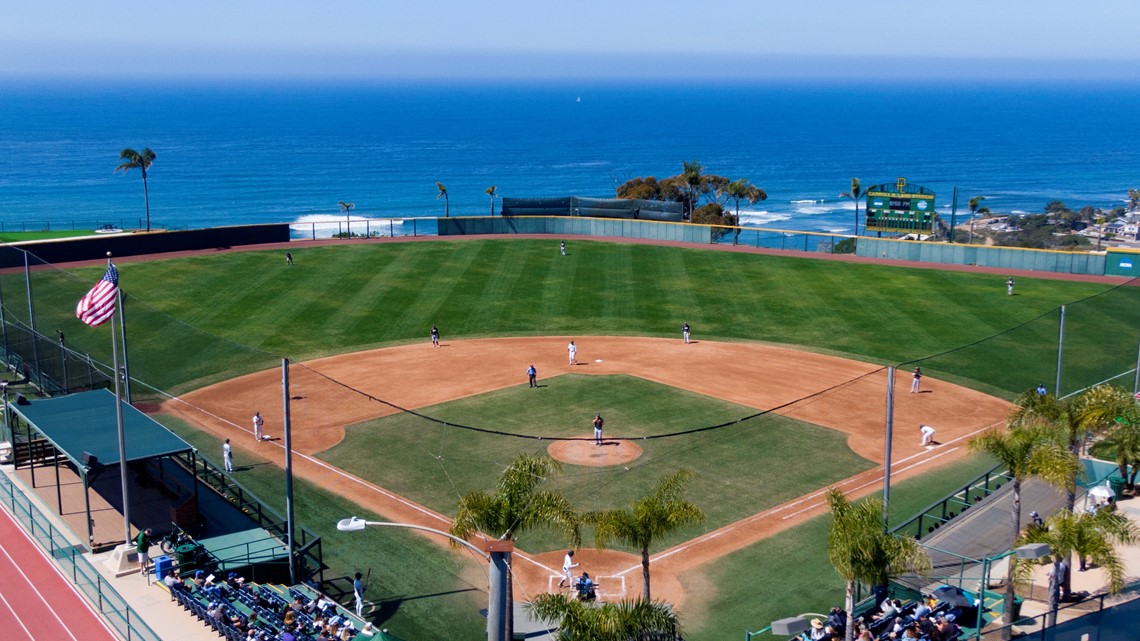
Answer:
[6,388,200,550]
[501,196,685,222]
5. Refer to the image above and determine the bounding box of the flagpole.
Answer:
[108,253,131,545]
[117,289,131,404]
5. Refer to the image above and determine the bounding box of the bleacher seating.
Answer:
[165,578,378,641]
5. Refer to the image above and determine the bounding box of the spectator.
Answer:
[163,569,187,591]
[193,570,207,590]
[281,624,297,641]
[1030,510,1044,527]
[135,528,154,576]
[826,607,846,637]
[914,599,931,619]
[808,619,828,641]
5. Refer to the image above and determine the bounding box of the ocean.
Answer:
[1,79,1138,236]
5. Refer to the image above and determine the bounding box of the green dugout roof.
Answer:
[10,389,192,468]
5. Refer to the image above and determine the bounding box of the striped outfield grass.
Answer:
[15,238,1128,394]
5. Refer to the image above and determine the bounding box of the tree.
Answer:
[588,470,704,601]
[436,182,449,217]
[725,179,767,245]
[1075,385,1140,487]
[681,160,703,219]
[1128,189,1140,213]
[451,454,578,641]
[116,148,157,232]
[338,201,355,237]
[840,178,863,238]
[968,425,1079,633]
[485,185,498,216]
[968,196,986,244]
[529,593,679,641]
[826,489,930,641]
[1015,509,1138,626]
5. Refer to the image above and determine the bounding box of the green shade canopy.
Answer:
[10,389,193,469]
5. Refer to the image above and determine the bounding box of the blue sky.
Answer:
[3,1,1139,79]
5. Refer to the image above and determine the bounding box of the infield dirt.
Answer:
[166,336,1010,609]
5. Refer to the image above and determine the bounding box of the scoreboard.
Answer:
[864,178,936,234]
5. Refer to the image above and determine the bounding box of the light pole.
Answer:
[335,517,509,641]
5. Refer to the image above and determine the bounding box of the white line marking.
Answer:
[0,530,85,641]
[0,590,37,640]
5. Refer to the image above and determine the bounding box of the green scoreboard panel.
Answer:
[864,178,936,234]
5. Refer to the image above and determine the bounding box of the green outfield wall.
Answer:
[855,237,1108,275]
[438,215,713,243]
[1105,249,1140,277]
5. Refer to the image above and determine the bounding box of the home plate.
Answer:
[595,359,603,363]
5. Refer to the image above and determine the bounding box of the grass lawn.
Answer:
[318,374,875,553]
[4,240,1133,396]
[681,452,999,640]
[0,229,98,242]
[159,415,489,641]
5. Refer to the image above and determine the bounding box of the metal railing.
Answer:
[890,465,1013,541]
[0,471,161,641]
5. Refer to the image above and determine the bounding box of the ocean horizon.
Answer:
[1,78,1138,236]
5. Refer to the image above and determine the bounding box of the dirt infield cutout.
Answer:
[167,336,1011,609]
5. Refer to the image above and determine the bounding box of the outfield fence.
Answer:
[0,470,160,641]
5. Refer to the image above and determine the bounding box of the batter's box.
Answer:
[546,574,627,602]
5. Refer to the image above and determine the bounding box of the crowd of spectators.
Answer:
[163,568,379,641]
[800,595,966,641]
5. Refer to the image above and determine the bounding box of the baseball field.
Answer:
[6,237,1137,640]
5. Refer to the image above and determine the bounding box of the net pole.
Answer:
[282,357,296,585]
[883,366,895,527]
[1134,339,1140,396]
[1055,305,1066,397]
[24,251,41,389]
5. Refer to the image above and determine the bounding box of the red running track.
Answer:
[0,506,121,641]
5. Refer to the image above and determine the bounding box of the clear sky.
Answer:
[3,1,1139,80]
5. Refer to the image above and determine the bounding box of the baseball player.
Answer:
[558,550,578,588]
[223,438,233,472]
[1006,277,1015,296]
[920,424,936,447]
[593,413,604,446]
[560,240,566,256]
[527,364,538,388]
[683,322,691,344]
[911,367,922,393]
[252,411,264,442]
[431,324,440,347]
[568,340,577,365]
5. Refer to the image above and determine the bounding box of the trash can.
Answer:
[176,543,199,568]
[1010,596,1024,620]
[1109,477,1126,500]
[153,555,173,581]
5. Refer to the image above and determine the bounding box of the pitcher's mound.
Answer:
[548,439,643,467]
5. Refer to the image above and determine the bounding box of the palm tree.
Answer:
[529,593,679,641]
[681,161,704,219]
[436,182,450,217]
[968,196,986,244]
[338,201,355,237]
[485,185,498,216]
[451,454,579,641]
[969,424,1079,633]
[725,179,767,245]
[116,148,157,231]
[1015,508,1138,626]
[588,469,704,601]
[826,489,930,641]
[840,178,863,238]
[1075,384,1140,487]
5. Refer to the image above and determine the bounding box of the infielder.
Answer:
[527,364,538,388]
[683,322,691,344]
[568,340,577,365]
[252,411,264,442]
[920,424,936,447]
[911,367,922,393]
[431,324,440,347]
[558,550,578,588]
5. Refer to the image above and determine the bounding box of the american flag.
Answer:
[76,263,119,327]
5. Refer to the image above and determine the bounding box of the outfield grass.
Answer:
[318,374,876,552]
[160,415,488,641]
[682,452,999,640]
[5,240,1132,395]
